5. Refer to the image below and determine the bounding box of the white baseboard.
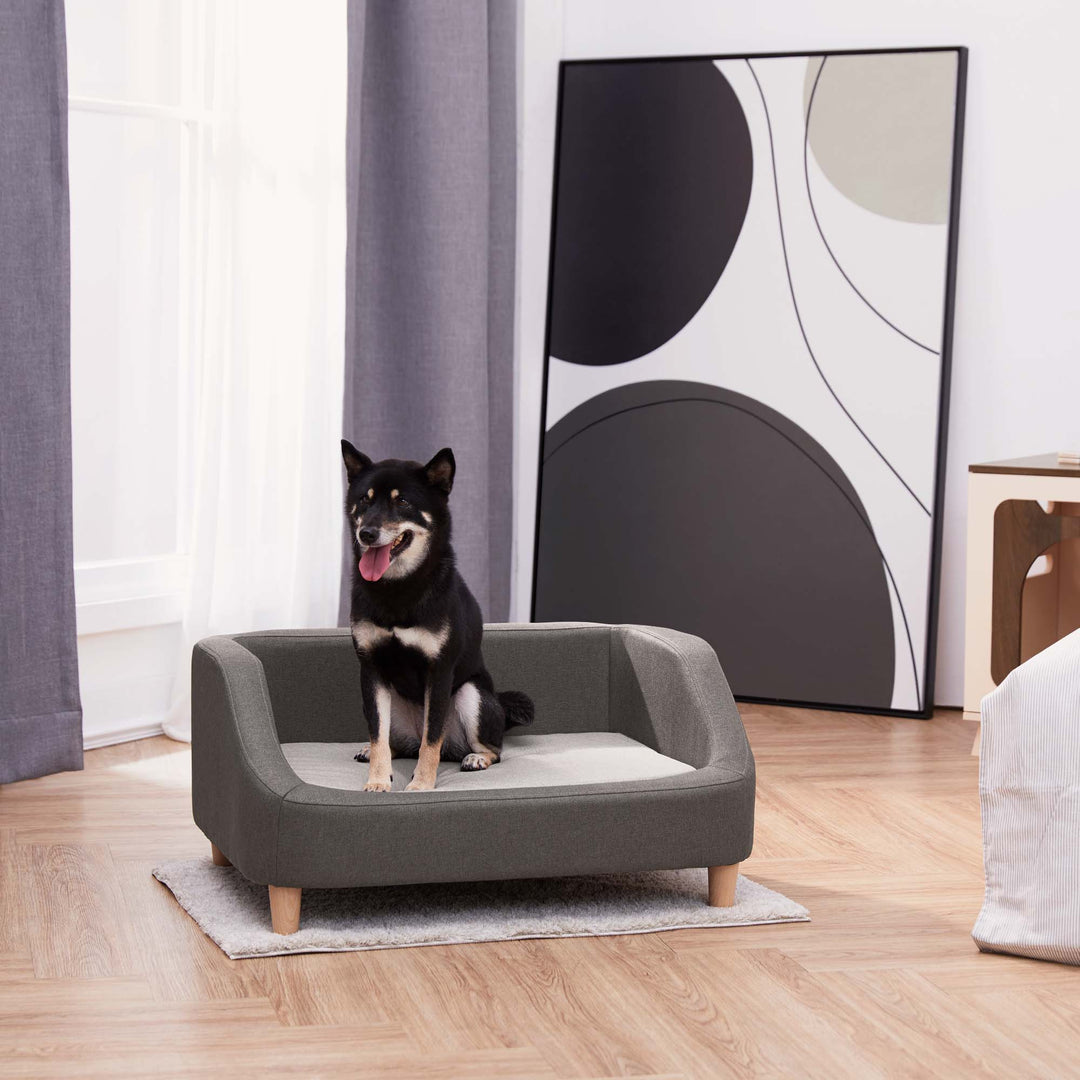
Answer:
[83,719,166,751]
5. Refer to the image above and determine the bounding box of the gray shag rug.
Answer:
[153,858,809,959]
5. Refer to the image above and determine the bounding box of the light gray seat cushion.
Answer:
[282,732,696,793]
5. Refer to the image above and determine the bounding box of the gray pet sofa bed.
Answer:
[192,622,755,934]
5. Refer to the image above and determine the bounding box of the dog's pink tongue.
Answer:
[359,544,392,582]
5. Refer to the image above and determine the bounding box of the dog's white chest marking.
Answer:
[393,622,449,659]
[351,621,392,652]
[351,620,449,660]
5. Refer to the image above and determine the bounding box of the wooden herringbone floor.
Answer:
[2,706,1079,1078]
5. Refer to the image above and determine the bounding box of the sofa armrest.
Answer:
[191,636,300,883]
[610,624,753,775]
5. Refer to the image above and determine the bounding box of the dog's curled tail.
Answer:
[498,690,535,729]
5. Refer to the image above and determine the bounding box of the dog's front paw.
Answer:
[362,777,393,792]
[353,742,371,763]
[404,777,436,792]
[461,752,495,771]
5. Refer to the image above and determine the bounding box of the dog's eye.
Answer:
[398,498,411,510]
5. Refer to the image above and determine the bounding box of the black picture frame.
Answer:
[531,47,967,719]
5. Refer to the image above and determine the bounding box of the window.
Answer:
[67,0,346,746]
[67,0,210,742]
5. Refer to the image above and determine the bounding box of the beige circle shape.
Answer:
[804,52,958,225]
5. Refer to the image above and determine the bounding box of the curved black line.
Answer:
[804,57,940,355]
[543,393,923,709]
[744,59,931,518]
[878,547,921,710]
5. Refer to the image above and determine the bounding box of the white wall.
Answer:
[511,0,1080,707]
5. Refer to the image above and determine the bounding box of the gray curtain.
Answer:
[340,0,516,623]
[0,0,83,783]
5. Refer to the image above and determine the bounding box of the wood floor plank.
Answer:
[0,999,548,1080]
[945,986,1080,1076]
[0,976,418,1078]
[249,951,395,1027]
[665,944,887,1078]
[0,974,155,1024]
[820,968,1059,1078]
[922,953,1080,995]
[0,831,25,955]
[471,935,716,1078]
[359,941,537,1053]
[734,949,931,1077]
[0,954,35,981]
[19,843,143,979]
[113,857,263,1004]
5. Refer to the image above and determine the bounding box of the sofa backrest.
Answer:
[235,623,614,743]
[236,630,364,743]
[481,623,612,735]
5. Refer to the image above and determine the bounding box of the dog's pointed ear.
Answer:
[341,439,372,481]
[424,448,455,494]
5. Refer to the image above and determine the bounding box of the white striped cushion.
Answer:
[973,628,1080,965]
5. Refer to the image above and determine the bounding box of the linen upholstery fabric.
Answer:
[0,0,83,784]
[281,732,697,792]
[973,629,1080,965]
[339,0,516,623]
[191,624,755,890]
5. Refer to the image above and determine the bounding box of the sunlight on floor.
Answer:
[105,748,192,790]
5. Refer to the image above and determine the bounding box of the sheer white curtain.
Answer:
[164,1,346,740]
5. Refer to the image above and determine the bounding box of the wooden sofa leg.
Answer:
[708,863,740,907]
[269,885,302,934]
[210,843,231,867]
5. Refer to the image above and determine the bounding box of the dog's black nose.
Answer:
[358,526,380,546]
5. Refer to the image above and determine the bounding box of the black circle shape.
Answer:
[536,382,896,710]
[549,62,753,366]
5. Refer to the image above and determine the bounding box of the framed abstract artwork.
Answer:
[532,48,967,717]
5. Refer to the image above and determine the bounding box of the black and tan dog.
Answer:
[341,440,533,792]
